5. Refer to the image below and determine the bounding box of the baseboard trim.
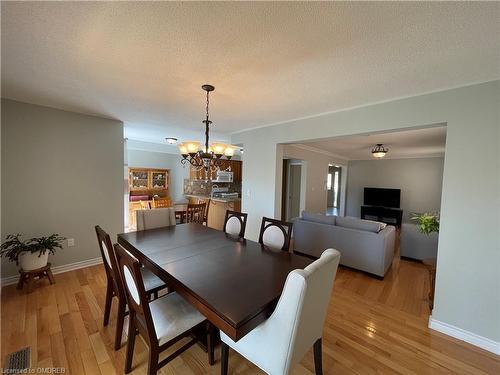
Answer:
[1,257,103,287]
[429,316,500,355]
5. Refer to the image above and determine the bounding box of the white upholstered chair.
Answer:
[136,207,176,230]
[220,249,341,375]
[258,217,293,251]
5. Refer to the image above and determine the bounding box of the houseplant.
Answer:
[411,212,440,234]
[0,233,66,271]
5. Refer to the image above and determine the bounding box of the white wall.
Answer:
[126,142,190,202]
[1,99,124,278]
[232,81,500,346]
[346,157,445,221]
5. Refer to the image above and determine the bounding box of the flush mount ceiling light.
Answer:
[178,85,236,171]
[372,143,388,158]
[165,137,178,144]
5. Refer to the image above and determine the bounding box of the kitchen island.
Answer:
[185,194,241,231]
[183,160,242,231]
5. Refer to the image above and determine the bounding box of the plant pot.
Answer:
[19,251,49,271]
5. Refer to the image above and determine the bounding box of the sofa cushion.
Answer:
[302,211,336,225]
[336,216,386,233]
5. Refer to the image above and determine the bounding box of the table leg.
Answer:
[207,321,215,365]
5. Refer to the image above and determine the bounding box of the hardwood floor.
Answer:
[2,255,499,374]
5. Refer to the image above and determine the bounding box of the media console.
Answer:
[361,205,403,228]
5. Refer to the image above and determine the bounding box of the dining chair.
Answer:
[186,203,206,224]
[151,197,172,208]
[94,226,167,350]
[223,210,248,239]
[220,249,341,375]
[202,198,210,225]
[114,243,209,375]
[258,217,293,251]
[136,207,176,230]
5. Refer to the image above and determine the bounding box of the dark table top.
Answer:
[117,223,311,341]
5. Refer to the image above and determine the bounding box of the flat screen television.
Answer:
[364,187,401,208]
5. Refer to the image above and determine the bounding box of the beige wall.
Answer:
[346,157,445,221]
[283,145,347,215]
[127,143,190,203]
[1,99,124,278]
[232,81,500,345]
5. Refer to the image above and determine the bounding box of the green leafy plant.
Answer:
[0,233,66,264]
[411,213,440,235]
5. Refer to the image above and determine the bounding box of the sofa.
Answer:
[400,222,438,260]
[293,212,396,278]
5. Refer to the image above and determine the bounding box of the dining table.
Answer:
[117,223,311,344]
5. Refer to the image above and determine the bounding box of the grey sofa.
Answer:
[293,212,396,278]
[400,222,438,260]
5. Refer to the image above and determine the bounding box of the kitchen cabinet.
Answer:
[189,160,242,182]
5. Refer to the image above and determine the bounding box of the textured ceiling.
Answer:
[301,126,447,160]
[2,2,499,142]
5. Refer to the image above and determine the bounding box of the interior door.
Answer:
[288,164,302,220]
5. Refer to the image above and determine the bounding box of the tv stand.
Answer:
[361,205,403,228]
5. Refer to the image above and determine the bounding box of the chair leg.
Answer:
[125,318,136,374]
[313,338,323,375]
[114,299,126,350]
[221,342,229,375]
[147,346,159,375]
[103,281,113,326]
[207,322,215,366]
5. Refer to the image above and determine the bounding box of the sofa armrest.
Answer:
[379,225,396,273]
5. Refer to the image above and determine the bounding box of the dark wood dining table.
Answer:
[117,223,311,342]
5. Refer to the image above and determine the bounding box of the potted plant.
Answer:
[0,233,66,271]
[411,212,440,235]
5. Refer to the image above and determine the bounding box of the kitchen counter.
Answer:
[184,195,241,230]
[184,194,241,203]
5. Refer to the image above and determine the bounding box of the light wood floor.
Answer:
[2,255,499,374]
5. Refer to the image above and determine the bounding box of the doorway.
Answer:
[327,165,341,216]
[281,159,304,221]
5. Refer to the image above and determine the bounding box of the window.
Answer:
[327,173,332,190]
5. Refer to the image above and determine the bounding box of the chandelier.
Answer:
[178,85,235,171]
[372,143,388,158]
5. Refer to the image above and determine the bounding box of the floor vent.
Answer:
[4,347,31,373]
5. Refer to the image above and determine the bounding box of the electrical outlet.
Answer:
[67,238,75,247]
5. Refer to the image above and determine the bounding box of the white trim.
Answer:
[0,257,103,287]
[429,316,500,355]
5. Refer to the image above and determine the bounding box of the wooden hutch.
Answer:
[128,168,170,228]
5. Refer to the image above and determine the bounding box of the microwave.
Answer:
[214,171,233,182]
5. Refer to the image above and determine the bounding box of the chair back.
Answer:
[136,207,176,230]
[94,225,124,299]
[268,249,341,374]
[140,201,150,210]
[152,197,172,208]
[223,210,248,238]
[186,203,206,224]
[258,217,293,251]
[114,244,156,340]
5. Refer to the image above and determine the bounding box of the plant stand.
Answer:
[16,263,55,293]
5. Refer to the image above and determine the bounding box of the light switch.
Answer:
[67,238,75,247]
